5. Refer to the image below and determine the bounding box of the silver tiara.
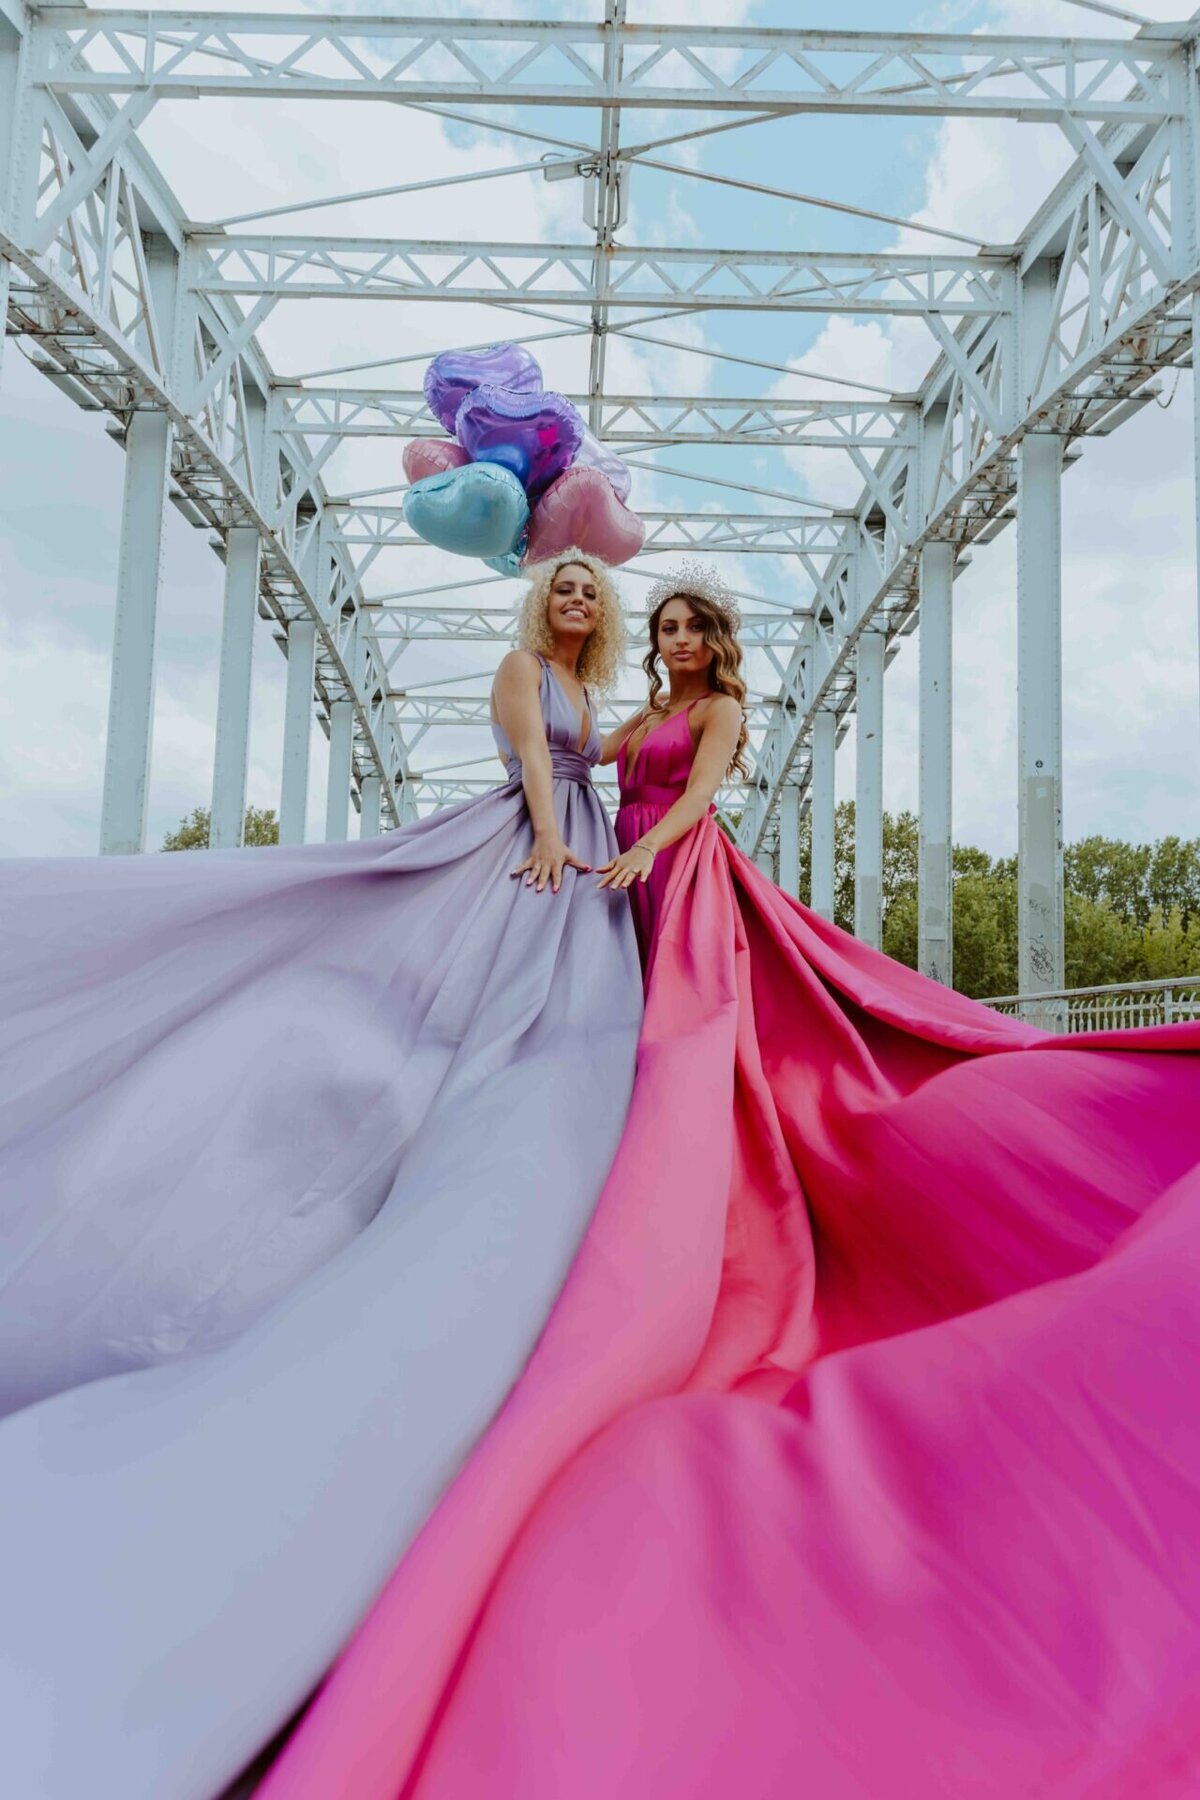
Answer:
[643,560,741,631]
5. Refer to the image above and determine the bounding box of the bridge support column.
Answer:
[778,782,801,900]
[918,541,954,984]
[854,630,885,948]
[0,20,23,393]
[1194,291,1200,742]
[1016,431,1065,995]
[99,408,173,853]
[810,711,836,920]
[99,236,179,855]
[210,527,261,848]
[325,700,354,842]
[359,773,382,839]
[279,618,316,844]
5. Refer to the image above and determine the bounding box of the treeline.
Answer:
[162,806,279,850]
[797,804,1200,999]
[162,802,1199,1000]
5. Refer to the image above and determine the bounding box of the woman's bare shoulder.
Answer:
[697,691,743,725]
[494,649,542,687]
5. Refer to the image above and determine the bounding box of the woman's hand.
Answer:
[596,843,656,893]
[511,831,592,895]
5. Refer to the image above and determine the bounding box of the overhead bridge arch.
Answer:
[2,2,1198,997]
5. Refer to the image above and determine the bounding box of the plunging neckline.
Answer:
[623,699,699,788]
[543,660,592,755]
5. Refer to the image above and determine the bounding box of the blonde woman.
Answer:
[493,550,626,893]
[0,553,642,1795]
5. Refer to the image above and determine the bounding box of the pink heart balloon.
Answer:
[524,465,646,568]
[403,438,469,485]
[575,427,632,503]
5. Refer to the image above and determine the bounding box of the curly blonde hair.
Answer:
[644,587,750,777]
[515,549,626,692]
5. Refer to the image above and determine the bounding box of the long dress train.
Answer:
[261,703,1200,1799]
[0,659,642,1800]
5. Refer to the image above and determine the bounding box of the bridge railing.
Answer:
[981,977,1200,1034]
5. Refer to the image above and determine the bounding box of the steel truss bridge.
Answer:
[2,2,1199,996]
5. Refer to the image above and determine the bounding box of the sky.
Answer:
[1,0,1198,857]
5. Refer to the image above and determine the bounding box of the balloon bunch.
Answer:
[402,342,645,574]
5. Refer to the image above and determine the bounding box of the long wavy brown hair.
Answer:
[516,549,625,691]
[643,589,749,777]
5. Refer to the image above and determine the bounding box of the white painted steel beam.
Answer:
[98,232,179,854]
[810,712,837,921]
[917,541,953,984]
[384,692,786,728]
[337,508,849,560]
[279,618,317,845]
[358,772,381,840]
[369,607,813,649]
[278,389,919,451]
[325,699,354,842]
[210,526,262,849]
[191,238,1010,319]
[99,407,172,853]
[1194,291,1200,739]
[1016,429,1066,996]
[778,783,801,901]
[35,16,1179,124]
[853,630,885,949]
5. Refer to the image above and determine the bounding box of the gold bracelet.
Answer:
[631,841,657,860]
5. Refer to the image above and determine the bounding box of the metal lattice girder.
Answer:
[405,776,750,809]
[336,508,852,558]
[369,607,810,648]
[0,181,416,826]
[190,237,1011,318]
[385,692,789,729]
[277,389,919,451]
[32,13,1182,124]
[738,85,1200,853]
[4,0,1200,916]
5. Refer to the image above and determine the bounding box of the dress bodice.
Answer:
[615,699,711,969]
[492,655,600,785]
[617,701,700,807]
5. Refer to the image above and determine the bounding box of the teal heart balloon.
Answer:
[403,461,529,560]
[483,551,525,578]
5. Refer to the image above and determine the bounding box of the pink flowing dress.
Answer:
[614,697,710,965]
[260,706,1200,1800]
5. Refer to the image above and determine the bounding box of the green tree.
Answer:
[1064,889,1142,990]
[1147,837,1200,929]
[1139,906,1198,981]
[792,807,1198,997]
[947,871,1018,999]
[161,806,279,851]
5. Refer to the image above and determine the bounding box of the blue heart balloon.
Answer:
[483,551,525,578]
[403,461,529,560]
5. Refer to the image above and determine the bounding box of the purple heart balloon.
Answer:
[575,427,632,504]
[456,384,585,501]
[424,343,543,434]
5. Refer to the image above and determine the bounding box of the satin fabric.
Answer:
[615,697,709,964]
[263,724,1200,1799]
[0,660,641,1800]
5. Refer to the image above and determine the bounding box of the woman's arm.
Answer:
[598,707,647,768]
[492,651,592,894]
[596,695,742,892]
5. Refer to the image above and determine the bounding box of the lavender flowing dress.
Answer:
[0,656,641,1799]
